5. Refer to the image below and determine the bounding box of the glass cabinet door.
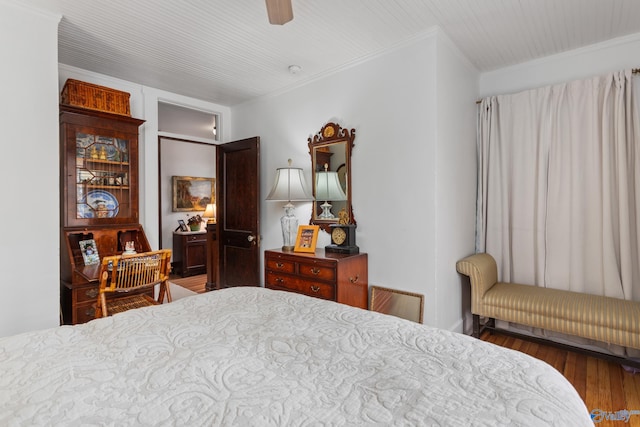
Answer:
[75,133,131,220]
[60,105,144,227]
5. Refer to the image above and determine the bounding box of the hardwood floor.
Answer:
[481,331,640,426]
[169,274,207,294]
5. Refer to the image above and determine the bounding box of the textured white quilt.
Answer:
[0,287,591,426]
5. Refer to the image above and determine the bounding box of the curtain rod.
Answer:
[476,68,640,104]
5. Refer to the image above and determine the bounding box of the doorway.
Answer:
[157,102,218,266]
[157,102,261,289]
[158,137,216,251]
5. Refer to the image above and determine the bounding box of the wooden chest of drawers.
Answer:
[62,283,153,324]
[173,231,207,277]
[264,249,368,309]
[64,283,101,325]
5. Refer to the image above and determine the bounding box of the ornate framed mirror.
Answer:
[308,122,356,232]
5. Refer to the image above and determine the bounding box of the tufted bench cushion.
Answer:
[457,253,640,351]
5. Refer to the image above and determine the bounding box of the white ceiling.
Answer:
[20,0,640,106]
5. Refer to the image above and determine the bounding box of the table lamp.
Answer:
[266,159,313,251]
[315,163,346,219]
[204,203,216,224]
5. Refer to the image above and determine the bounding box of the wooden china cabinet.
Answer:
[59,104,151,325]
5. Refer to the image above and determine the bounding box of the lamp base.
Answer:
[318,201,335,219]
[280,203,298,250]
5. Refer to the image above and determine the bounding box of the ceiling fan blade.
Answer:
[266,0,293,25]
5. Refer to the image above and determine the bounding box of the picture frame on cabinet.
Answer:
[369,286,424,323]
[79,239,100,266]
[294,225,320,253]
[177,219,188,232]
[172,176,215,212]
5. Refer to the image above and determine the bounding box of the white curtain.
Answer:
[477,70,640,301]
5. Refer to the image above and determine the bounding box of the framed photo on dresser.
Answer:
[294,225,319,253]
[177,219,188,232]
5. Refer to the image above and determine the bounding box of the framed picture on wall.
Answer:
[369,286,424,323]
[172,176,215,212]
[294,225,320,253]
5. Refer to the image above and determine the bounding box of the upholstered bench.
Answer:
[456,253,640,367]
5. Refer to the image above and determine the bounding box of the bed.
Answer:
[0,287,591,426]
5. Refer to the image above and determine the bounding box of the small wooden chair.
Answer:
[94,249,173,318]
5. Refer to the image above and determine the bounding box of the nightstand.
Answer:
[173,231,207,277]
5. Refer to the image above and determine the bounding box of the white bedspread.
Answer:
[0,287,591,426]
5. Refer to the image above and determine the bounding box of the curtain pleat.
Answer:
[477,70,639,302]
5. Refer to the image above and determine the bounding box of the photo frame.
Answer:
[294,225,320,253]
[172,176,215,212]
[79,239,100,266]
[369,286,424,323]
[177,219,188,232]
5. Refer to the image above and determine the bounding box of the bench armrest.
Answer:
[456,253,498,313]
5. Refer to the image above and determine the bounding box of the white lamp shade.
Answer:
[315,171,347,201]
[203,203,216,219]
[266,167,313,202]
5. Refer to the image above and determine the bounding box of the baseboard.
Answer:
[446,318,465,334]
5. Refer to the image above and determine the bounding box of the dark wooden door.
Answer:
[216,137,260,287]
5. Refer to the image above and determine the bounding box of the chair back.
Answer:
[99,249,172,294]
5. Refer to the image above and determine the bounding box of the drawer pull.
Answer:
[275,277,284,284]
[310,285,320,293]
[349,275,360,284]
[310,268,320,275]
[85,288,99,298]
[84,309,96,318]
[276,262,284,269]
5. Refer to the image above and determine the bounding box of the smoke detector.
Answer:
[288,65,302,75]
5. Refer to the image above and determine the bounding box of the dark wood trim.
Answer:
[472,314,494,338]
[205,222,218,291]
[157,135,163,246]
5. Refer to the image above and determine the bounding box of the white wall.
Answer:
[433,34,479,331]
[0,1,61,337]
[160,139,216,250]
[232,29,479,331]
[480,32,640,98]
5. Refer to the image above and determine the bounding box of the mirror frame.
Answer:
[370,286,424,323]
[308,122,356,232]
